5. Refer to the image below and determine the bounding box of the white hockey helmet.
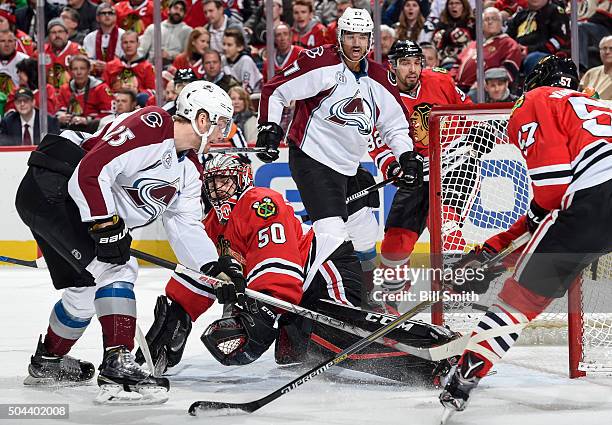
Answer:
[175,80,234,153]
[336,7,374,60]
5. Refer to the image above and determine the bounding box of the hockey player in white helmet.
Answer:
[257,8,422,302]
[15,81,238,405]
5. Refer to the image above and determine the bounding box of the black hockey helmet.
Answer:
[173,68,197,84]
[523,55,579,93]
[388,40,424,68]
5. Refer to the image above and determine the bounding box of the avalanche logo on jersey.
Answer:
[326,91,373,136]
[123,178,180,223]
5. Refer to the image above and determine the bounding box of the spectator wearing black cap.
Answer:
[162,67,198,115]
[0,87,60,145]
[83,3,125,76]
[476,67,518,103]
[138,0,193,66]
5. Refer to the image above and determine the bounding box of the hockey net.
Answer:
[428,104,612,378]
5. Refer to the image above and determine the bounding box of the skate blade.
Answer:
[440,407,456,425]
[23,375,94,387]
[94,384,169,405]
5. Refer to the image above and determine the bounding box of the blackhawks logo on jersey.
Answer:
[511,95,525,116]
[123,13,145,35]
[252,197,277,219]
[0,73,14,96]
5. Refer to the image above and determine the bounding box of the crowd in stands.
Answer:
[0,0,608,146]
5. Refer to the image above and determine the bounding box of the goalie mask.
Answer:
[202,154,253,224]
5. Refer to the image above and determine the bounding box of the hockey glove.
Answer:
[449,243,506,294]
[135,295,192,373]
[88,216,132,265]
[398,151,424,188]
[202,255,246,305]
[526,200,549,233]
[202,299,278,366]
[255,122,283,163]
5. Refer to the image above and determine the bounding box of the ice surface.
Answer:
[1,268,612,425]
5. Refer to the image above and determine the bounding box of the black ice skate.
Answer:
[438,352,484,424]
[95,346,170,405]
[23,335,95,386]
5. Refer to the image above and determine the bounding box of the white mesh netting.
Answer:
[431,109,612,375]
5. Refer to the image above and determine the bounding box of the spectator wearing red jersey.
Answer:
[43,18,88,89]
[291,0,328,48]
[83,3,125,76]
[492,0,527,20]
[171,27,210,78]
[103,30,156,102]
[0,9,36,58]
[456,7,523,93]
[432,0,475,70]
[56,55,113,131]
[5,58,59,115]
[263,23,304,82]
[115,0,157,35]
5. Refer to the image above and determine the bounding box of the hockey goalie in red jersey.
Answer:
[137,154,460,383]
[438,55,612,421]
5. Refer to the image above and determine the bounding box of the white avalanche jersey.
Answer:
[259,45,413,176]
[68,106,217,270]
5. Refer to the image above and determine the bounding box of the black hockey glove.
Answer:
[449,243,506,294]
[398,151,424,188]
[526,200,549,233]
[135,295,192,373]
[202,299,278,366]
[255,122,283,163]
[88,216,132,265]
[201,255,246,305]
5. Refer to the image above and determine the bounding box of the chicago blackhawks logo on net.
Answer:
[325,91,373,135]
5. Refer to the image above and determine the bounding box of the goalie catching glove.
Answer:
[202,299,278,366]
[448,243,506,294]
[255,122,283,163]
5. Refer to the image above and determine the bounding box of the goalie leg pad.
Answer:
[202,300,278,366]
[135,295,192,372]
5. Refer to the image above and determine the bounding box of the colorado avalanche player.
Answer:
[137,154,459,383]
[256,8,422,267]
[15,81,235,404]
[439,56,612,421]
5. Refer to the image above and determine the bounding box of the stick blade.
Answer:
[188,400,258,416]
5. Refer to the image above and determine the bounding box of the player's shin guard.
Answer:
[379,228,419,314]
[441,278,552,412]
[94,282,137,350]
[43,300,92,356]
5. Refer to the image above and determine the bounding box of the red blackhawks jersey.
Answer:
[291,21,328,49]
[164,186,349,321]
[44,42,88,89]
[57,77,114,119]
[15,30,35,57]
[115,0,159,35]
[508,87,612,211]
[68,106,217,271]
[369,68,471,179]
[103,57,156,92]
[260,45,413,176]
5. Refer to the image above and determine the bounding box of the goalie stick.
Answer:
[129,248,465,361]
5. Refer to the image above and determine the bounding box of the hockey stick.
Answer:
[0,255,46,269]
[207,147,267,154]
[188,296,436,415]
[129,248,463,361]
